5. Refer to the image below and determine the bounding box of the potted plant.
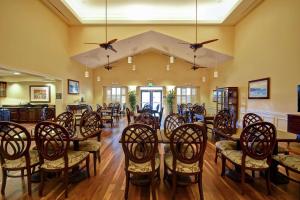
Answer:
[128,91,137,113]
[166,89,175,114]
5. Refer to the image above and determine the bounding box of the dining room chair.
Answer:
[134,112,157,129]
[121,124,160,200]
[164,123,207,200]
[101,106,114,128]
[34,121,90,198]
[126,107,131,125]
[0,121,40,196]
[40,107,55,121]
[272,154,300,183]
[191,104,206,123]
[79,111,102,175]
[55,111,76,137]
[220,122,277,195]
[214,110,236,163]
[112,103,121,122]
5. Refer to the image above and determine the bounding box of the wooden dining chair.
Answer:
[40,107,55,121]
[272,154,300,183]
[34,121,90,198]
[126,107,131,125]
[221,122,277,195]
[0,122,40,196]
[101,106,114,128]
[164,123,207,200]
[134,112,157,129]
[121,124,160,200]
[55,111,75,137]
[214,110,236,163]
[79,111,102,175]
[242,113,263,128]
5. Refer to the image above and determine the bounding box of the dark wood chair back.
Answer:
[108,103,114,108]
[213,109,235,134]
[40,107,55,121]
[103,103,107,109]
[159,107,164,125]
[126,108,131,124]
[80,111,102,139]
[121,124,158,165]
[34,121,69,162]
[96,105,102,114]
[0,122,31,162]
[54,111,75,137]
[134,112,157,129]
[240,122,276,163]
[164,113,185,139]
[170,124,207,166]
[243,113,263,128]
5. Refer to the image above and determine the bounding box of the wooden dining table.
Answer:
[213,127,299,184]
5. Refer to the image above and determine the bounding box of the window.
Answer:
[176,87,197,104]
[105,87,126,104]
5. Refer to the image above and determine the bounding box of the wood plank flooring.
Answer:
[1,118,299,200]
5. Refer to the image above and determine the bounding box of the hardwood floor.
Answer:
[1,118,299,200]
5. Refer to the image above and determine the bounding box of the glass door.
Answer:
[140,87,163,111]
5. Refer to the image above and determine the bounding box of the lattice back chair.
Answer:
[34,121,90,198]
[214,109,237,163]
[191,104,206,122]
[221,122,277,195]
[108,103,114,108]
[134,112,157,130]
[164,114,186,140]
[79,111,102,175]
[103,103,107,109]
[0,122,39,196]
[243,113,263,128]
[164,124,207,200]
[158,107,164,128]
[96,105,102,114]
[121,124,159,200]
[40,107,55,121]
[54,111,75,138]
[113,103,121,122]
[126,108,131,125]
[101,106,114,128]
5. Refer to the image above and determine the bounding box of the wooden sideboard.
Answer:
[2,105,55,123]
[287,114,300,134]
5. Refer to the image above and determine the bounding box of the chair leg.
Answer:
[93,152,97,176]
[163,165,167,181]
[171,173,177,200]
[221,156,226,177]
[86,156,90,178]
[252,171,255,178]
[265,169,271,195]
[124,172,130,200]
[39,170,45,197]
[97,149,101,163]
[198,172,204,200]
[214,148,218,164]
[26,166,32,196]
[241,167,245,195]
[1,168,7,195]
[151,174,156,200]
[64,169,69,198]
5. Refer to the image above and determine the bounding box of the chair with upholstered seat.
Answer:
[101,106,114,128]
[55,111,75,137]
[0,122,40,196]
[121,124,160,200]
[164,123,207,200]
[134,112,158,130]
[214,110,236,163]
[272,154,300,183]
[34,121,90,198]
[79,111,102,175]
[40,107,55,121]
[221,122,277,194]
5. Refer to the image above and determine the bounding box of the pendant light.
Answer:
[166,64,170,71]
[97,76,101,82]
[170,56,174,64]
[128,56,133,64]
[132,64,136,71]
[84,66,89,78]
[202,76,206,82]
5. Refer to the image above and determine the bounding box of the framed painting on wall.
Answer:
[0,82,7,97]
[30,85,51,103]
[68,79,79,95]
[248,78,270,99]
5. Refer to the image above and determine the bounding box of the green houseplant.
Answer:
[128,90,137,112]
[166,89,176,114]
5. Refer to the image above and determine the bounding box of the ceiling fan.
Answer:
[84,0,118,53]
[180,0,218,52]
[104,55,117,71]
[187,55,207,70]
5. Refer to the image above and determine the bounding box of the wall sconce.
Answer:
[170,56,174,64]
[213,71,218,78]
[128,56,132,64]
[97,76,101,82]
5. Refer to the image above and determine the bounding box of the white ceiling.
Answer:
[71,31,233,68]
[62,0,242,24]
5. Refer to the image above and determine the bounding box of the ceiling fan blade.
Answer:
[178,42,191,45]
[85,43,100,45]
[108,45,118,53]
[108,39,118,44]
[199,39,219,45]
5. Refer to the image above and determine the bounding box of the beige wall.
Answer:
[208,0,300,130]
[0,82,56,106]
[0,0,94,113]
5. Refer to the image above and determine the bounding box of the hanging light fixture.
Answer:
[132,64,136,71]
[128,56,133,64]
[213,71,218,78]
[170,56,174,64]
[166,64,170,71]
[97,76,101,82]
[84,66,89,78]
[202,76,206,82]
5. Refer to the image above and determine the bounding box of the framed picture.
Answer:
[30,85,51,103]
[248,78,270,99]
[68,79,79,95]
[0,82,7,97]
[212,90,217,102]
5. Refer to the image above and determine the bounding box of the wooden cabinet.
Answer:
[0,82,7,97]
[216,87,239,128]
[287,114,300,134]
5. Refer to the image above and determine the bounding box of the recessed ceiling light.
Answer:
[13,72,21,75]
